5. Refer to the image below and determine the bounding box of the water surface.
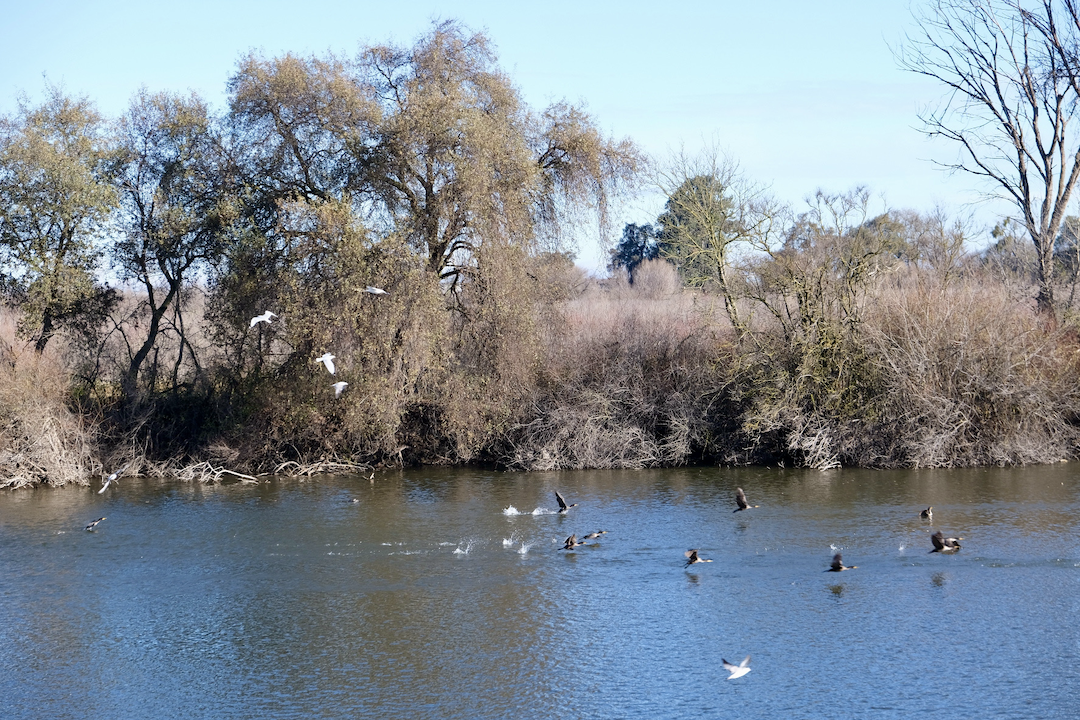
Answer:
[2,465,1079,719]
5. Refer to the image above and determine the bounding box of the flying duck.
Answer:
[555,491,578,513]
[930,531,962,552]
[562,534,585,550]
[582,530,608,540]
[734,487,758,512]
[85,517,106,531]
[684,549,713,567]
[828,553,857,571]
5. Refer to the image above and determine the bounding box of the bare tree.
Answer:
[899,0,1080,315]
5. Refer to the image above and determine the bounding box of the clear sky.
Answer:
[1,1,1003,270]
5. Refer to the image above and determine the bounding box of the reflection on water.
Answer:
[2,465,1080,719]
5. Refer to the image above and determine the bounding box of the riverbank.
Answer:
[4,259,1079,490]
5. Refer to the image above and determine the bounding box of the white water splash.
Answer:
[502,533,519,548]
[503,505,521,515]
[454,540,475,555]
[898,543,906,553]
[518,542,532,555]
[532,507,556,516]
[829,544,840,553]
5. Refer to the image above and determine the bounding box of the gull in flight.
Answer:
[930,531,962,552]
[98,466,125,494]
[555,491,577,513]
[734,487,758,512]
[722,656,751,679]
[364,286,389,296]
[249,310,277,328]
[315,353,336,374]
[332,381,349,398]
[684,549,712,567]
[828,553,857,571]
[85,517,107,531]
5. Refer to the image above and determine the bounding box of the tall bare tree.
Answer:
[899,0,1080,315]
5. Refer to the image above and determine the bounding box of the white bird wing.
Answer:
[97,478,111,494]
[722,656,751,678]
[325,357,335,374]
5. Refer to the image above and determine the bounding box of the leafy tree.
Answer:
[110,90,232,401]
[608,222,660,282]
[0,88,118,352]
[655,149,781,335]
[225,21,641,288]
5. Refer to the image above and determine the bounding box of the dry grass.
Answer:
[0,308,98,488]
[861,279,1080,466]
[498,262,741,470]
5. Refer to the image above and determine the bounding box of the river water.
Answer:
[2,465,1078,719]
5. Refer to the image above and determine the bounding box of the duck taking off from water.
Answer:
[562,534,585,550]
[582,530,607,540]
[930,531,962,552]
[734,487,758,512]
[829,553,857,571]
[684,549,712,567]
[85,517,106,531]
[555,491,577,513]
[722,656,751,679]
[920,506,933,520]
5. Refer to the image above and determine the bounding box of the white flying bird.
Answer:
[249,311,277,328]
[363,286,389,296]
[98,466,124,494]
[722,656,751,679]
[332,381,349,398]
[315,353,336,374]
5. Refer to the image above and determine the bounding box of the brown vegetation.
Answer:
[5,16,1080,487]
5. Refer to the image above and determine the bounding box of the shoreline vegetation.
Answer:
[5,17,1080,488]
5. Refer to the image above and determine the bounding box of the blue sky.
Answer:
[2,1,1003,270]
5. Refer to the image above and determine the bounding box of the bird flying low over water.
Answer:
[85,517,106,531]
[555,491,577,513]
[734,487,758,512]
[684,549,712,567]
[332,381,349,398]
[562,534,585,550]
[723,656,751,679]
[364,286,389,295]
[829,553,857,571]
[315,353,336,374]
[930,531,962,552]
[249,310,277,328]
[582,530,607,540]
[98,466,125,494]
[920,506,933,520]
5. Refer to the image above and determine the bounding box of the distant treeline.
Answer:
[2,21,1080,488]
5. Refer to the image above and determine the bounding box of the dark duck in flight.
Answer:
[734,487,758,513]
[930,531,962,552]
[555,491,578,514]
